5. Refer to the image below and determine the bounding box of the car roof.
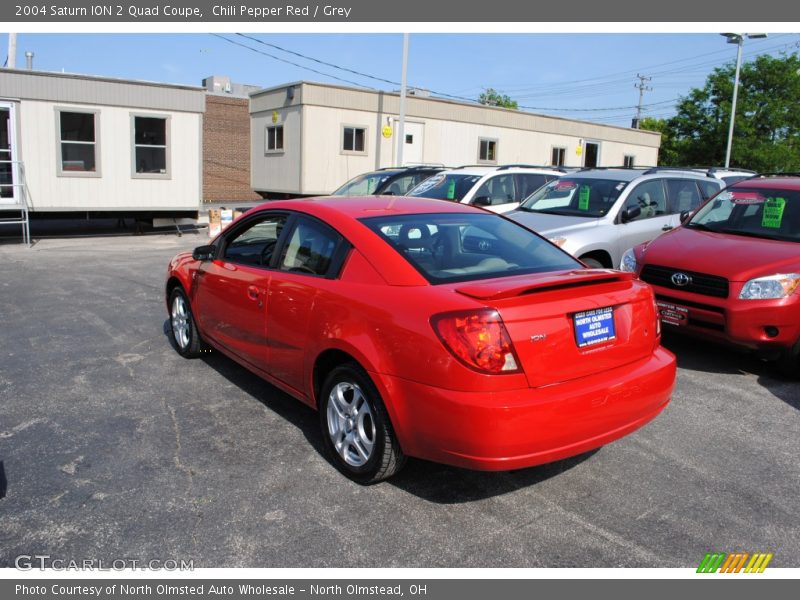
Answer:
[254,195,480,218]
[728,175,800,190]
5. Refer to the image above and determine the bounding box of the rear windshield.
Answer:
[518,177,628,218]
[332,172,398,196]
[360,212,580,284]
[407,173,483,202]
[687,187,800,242]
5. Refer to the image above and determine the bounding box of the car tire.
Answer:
[319,363,406,483]
[168,287,205,358]
[581,257,605,269]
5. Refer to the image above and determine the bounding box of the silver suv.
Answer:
[507,167,724,268]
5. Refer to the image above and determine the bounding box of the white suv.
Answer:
[406,165,565,214]
[508,167,724,268]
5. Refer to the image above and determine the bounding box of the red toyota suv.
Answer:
[620,175,800,375]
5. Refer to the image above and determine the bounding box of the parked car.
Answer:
[406,165,565,213]
[507,167,724,268]
[166,196,675,482]
[620,174,800,375]
[331,166,445,197]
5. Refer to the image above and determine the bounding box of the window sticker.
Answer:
[447,179,456,200]
[555,180,577,191]
[578,185,591,211]
[762,197,786,229]
[731,191,767,205]
[367,178,376,193]
[411,173,444,194]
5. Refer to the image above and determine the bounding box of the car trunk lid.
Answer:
[454,270,658,387]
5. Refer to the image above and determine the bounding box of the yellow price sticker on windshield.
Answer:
[762,197,786,229]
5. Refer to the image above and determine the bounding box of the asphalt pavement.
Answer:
[0,232,797,568]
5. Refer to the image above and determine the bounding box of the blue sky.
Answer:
[2,32,799,127]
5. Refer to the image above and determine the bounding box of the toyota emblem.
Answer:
[671,272,691,287]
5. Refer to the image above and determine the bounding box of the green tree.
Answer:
[639,117,680,166]
[661,53,800,171]
[478,88,518,110]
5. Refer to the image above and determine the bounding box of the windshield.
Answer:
[406,173,483,202]
[360,212,580,284]
[332,172,398,196]
[518,178,628,218]
[687,187,800,242]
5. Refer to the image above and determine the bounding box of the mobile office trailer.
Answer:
[0,69,204,221]
[250,81,662,198]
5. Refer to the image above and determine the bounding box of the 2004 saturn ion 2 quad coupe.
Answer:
[166,196,676,483]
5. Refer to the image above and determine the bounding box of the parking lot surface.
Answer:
[0,233,798,568]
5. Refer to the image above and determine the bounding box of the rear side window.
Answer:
[279,217,343,277]
[516,173,555,200]
[698,179,722,200]
[361,212,580,284]
[666,179,702,213]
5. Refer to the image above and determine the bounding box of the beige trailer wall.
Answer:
[18,99,201,211]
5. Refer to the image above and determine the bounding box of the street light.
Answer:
[721,33,767,168]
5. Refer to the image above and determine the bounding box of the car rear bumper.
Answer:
[376,346,675,471]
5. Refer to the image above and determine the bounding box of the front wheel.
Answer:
[319,364,405,483]
[168,287,205,358]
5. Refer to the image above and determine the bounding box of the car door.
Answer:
[615,178,674,256]
[266,215,349,395]
[193,212,289,370]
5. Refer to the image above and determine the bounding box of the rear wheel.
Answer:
[169,287,204,358]
[319,363,405,483]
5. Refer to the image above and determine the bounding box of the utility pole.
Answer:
[397,33,409,167]
[633,73,652,129]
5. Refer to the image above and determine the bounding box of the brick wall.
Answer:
[203,95,261,203]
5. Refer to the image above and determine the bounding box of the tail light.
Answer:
[431,309,521,374]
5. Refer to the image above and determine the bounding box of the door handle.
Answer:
[662,225,673,232]
[247,286,260,301]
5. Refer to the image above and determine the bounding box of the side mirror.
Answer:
[192,244,216,261]
[472,195,491,207]
[620,205,641,223]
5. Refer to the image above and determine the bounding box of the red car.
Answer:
[621,175,800,375]
[166,197,675,483]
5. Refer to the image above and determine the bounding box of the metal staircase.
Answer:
[0,160,31,246]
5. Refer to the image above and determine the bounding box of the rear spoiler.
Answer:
[455,269,633,301]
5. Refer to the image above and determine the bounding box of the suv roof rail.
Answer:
[641,166,714,176]
[495,164,566,171]
[705,166,757,174]
[402,162,446,168]
[453,164,489,170]
[577,166,657,172]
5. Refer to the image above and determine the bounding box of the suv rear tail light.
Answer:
[431,309,520,374]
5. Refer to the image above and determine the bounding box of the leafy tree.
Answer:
[639,117,680,166]
[658,53,800,171]
[478,88,518,110]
